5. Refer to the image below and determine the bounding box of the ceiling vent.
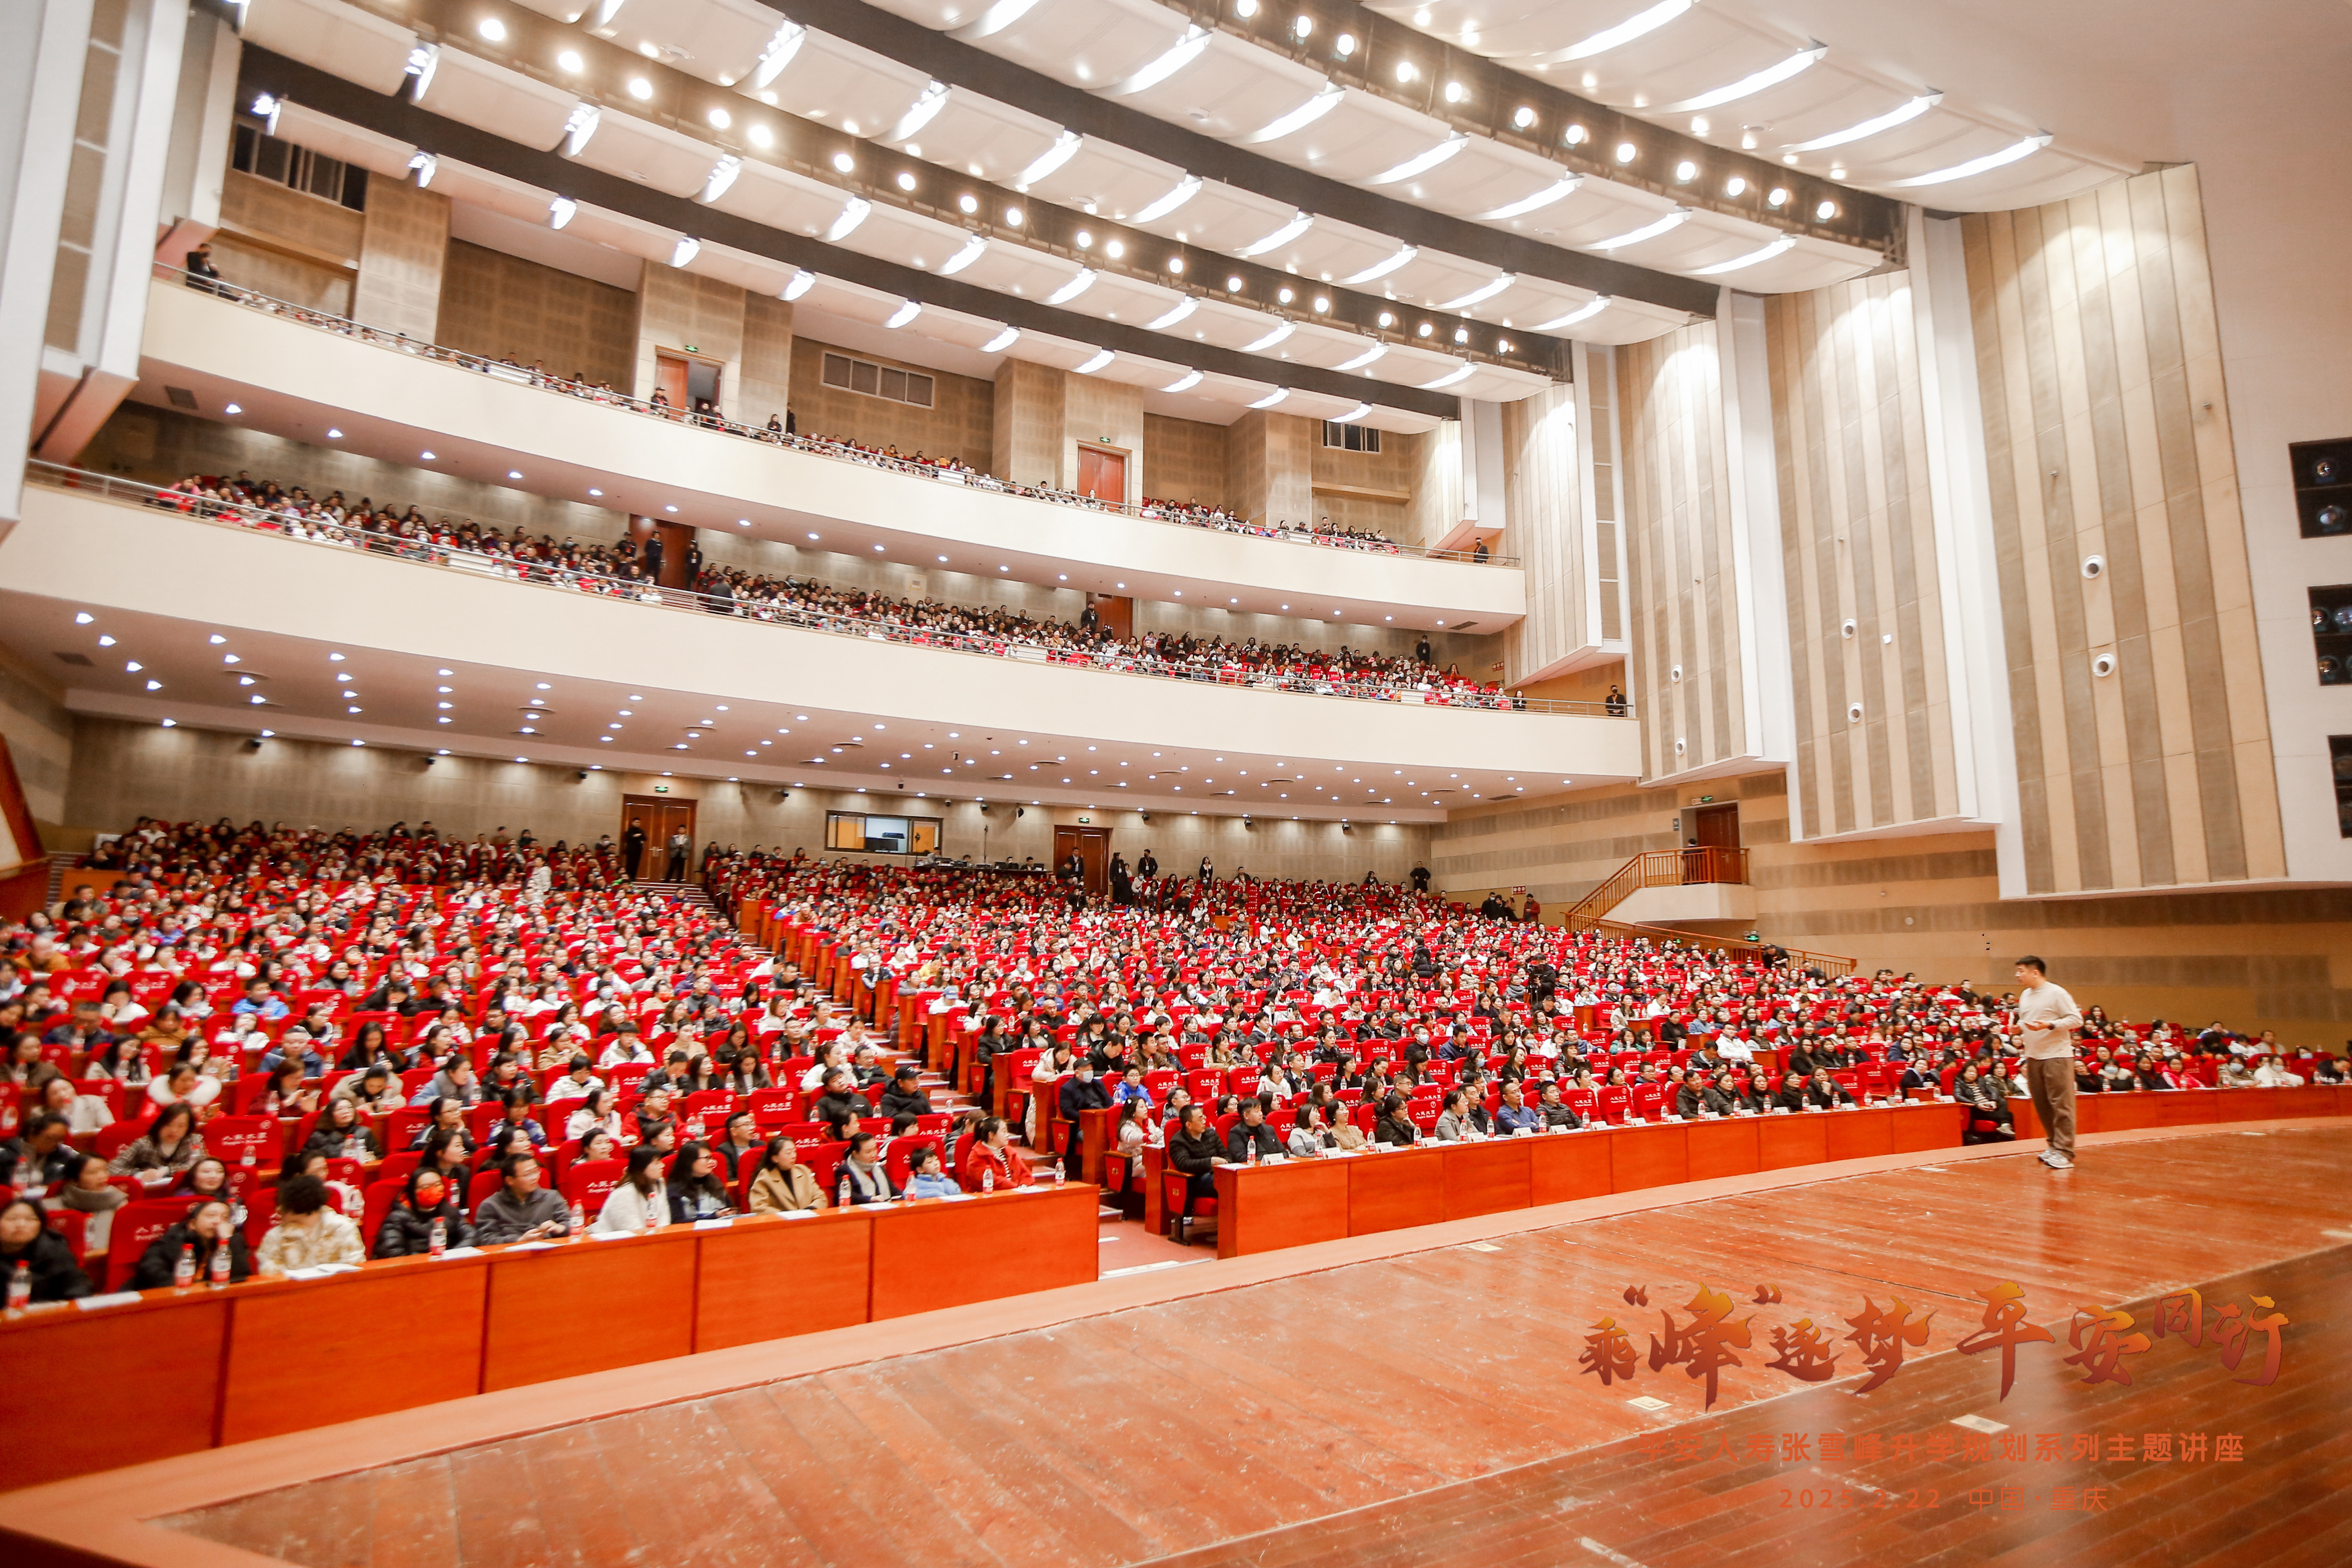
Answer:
[52,651,92,666]
[165,387,198,410]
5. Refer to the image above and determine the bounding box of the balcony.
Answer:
[131,278,1527,631]
[7,470,1639,814]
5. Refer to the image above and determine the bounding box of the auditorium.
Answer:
[0,0,2345,1562]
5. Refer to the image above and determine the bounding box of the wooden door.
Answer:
[654,520,696,588]
[623,796,697,881]
[1088,594,1133,640]
[1052,826,1111,894]
[654,353,691,413]
[1691,804,1739,848]
[1076,446,1126,505]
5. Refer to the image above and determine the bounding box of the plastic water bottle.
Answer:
[240,1141,257,1168]
[429,1217,446,1257]
[1247,1136,1259,1165]
[208,1244,231,1286]
[172,1243,197,1287]
[568,1200,584,1237]
[981,1163,995,1193]
[838,1173,852,1208]
[6,1261,30,1311]
[1052,1162,1065,1188]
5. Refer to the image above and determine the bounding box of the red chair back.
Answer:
[559,1159,624,1218]
[1596,1086,1630,1124]
[465,1168,505,1215]
[360,1179,404,1250]
[106,1199,193,1285]
[882,1133,944,1188]
[205,1115,276,1169]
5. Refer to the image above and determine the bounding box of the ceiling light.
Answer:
[1292,14,1311,38]
[1004,205,1023,226]
[508,470,523,479]
[1816,199,1838,220]
[958,193,978,214]
[75,612,92,624]
[1163,370,1203,392]
[326,428,342,439]
[1787,94,1942,153]
[1477,176,1582,221]
[224,404,240,415]
[831,150,855,173]
[1335,33,1355,57]
[1075,348,1115,374]
[747,124,773,149]
[1693,234,1797,275]
[1366,136,1467,185]
[1248,388,1289,409]
[1421,364,1475,390]
[627,77,652,101]
[1046,269,1096,304]
[981,326,1020,352]
[1887,133,2053,187]
[556,49,583,73]
[1530,295,1611,330]
[1075,230,1094,249]
[1664,47,1826,113]
[1725,176,1747,196]
[1242,321,1294,353]
[1394,61,1415,83]
[825,199,869,241]
[1334,343,1385,371]
[895,170,916,191]
[1277,286,1293,303]
[1443,81,1468,104]
[1614,142,1637,163]
[1417,322,1433,337]
[884,300,920,328]
[1563,125,1587,146]
[1588,209,1690,250]
[1146,298,1196,330]
[1768,186,1789,207]
[1438,273,1514,309]
[1245,85,1342,144]
[1674,159,1697,182]
[783,269,816,300]
[1115,28,1209,95]
[1236,211,1313,254]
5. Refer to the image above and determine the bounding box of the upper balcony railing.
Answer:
[27,461,1621,718]
[154,267,1518,568]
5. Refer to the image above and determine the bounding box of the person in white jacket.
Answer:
[593,1145,669,1234]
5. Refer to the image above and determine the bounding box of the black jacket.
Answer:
[0,1229,92,1301]
[877,1085,932,1121]
[1167,1126,1222,1177]
[1059,1076,1115,1119]
[373,1199,477,1258]
[131,1223,252,1288]
[1225,1121,1282,1161]
[1374,1113,1418,1145]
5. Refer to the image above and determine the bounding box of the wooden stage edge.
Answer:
[2,1114,2342,1568]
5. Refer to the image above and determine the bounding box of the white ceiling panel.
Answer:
[1005,330,1104,372]
[561,202,683,263]
[856,0,966,27]
[1380,249,1511,312]
[1602,205,1782,273]
[1358,1,1623,64]
[749,28,931,138]
[1169,297,1295,353]
[1711,67,1914,155]
[1249,90,1449,186]
[1566,12,1797,112]
[887,88,1064,185]
[1540,179,1685,249]
[508,0,592,22]
[1025,138,1191,224]
[240,0,417,96]
[903,303,1013,350]
[975,0,1195,92]
[1479,275,1604,332]
[1280,388,1370,422]
[1574,293,1701,346]
[685,240,801,296]
[569,111,725,197]
[1136,179,1299,254]
[415,48,579,153]
[593,0,785,88]
[828,202,977,274]
[1451,364,1552,400]
[1834,113,2038,185]
[799,275,908,327]
[1084,350,1193,388]
[704,158,858,237]
[1052,269,1189,329]
[1362,341,1478,386]
[1357,405,1444,436]
[1409,139,1574,223]
[1116,31,1327,144]
[1256,215,1408,286]
[272,104,415,181]
[951,242,1090,302]
[1703,233,1880,292]
[1259,320,1386,372]
[1188,369,1281,405]
[427,157,559,225]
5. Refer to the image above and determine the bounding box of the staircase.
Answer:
[632,880,716,913]
[1563,848,1856,976]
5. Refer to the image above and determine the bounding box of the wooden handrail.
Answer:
[1560,847,1855,977]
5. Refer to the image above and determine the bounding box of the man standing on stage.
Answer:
[2014,955,2083,1171]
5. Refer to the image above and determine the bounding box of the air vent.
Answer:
[1451,621,1478,632]
[165,387,198,410]
[52,651,92,666]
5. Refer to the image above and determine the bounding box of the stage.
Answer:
[8,1118,2348,1568]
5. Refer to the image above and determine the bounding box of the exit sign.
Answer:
[1696,794,1716,803]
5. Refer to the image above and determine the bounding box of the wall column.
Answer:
[351,173,448,341]
[632,262,747,413]
[1225,409,1313,527]
[991,356,1063,487]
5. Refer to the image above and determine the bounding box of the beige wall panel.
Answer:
[350,176,447,342]
[434,240,637,392]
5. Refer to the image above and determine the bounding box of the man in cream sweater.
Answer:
[2014,956,2084,1170]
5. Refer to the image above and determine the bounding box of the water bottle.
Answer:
[1052,1162,1065,1188]
[208,1244,231,1286]
[172,1242,197,1287]
[838,1173,851,1208]
[981,1163,995,1193]
[240,1141,257,1168]
[429,1217,446,1257]
[6,1261,29,1311]
[1247,1136,1259,1165]
[568,1200,584,1237]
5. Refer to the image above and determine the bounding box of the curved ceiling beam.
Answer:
[236,47,1482,420]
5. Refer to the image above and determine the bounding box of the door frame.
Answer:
[622,794,698,879]
[1052,825,1111,894]
[1075,441,1130,506]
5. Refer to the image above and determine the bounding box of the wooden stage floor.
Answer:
[113,1124,2352,1566]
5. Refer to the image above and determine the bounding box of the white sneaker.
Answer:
[2036,1150,2061,1168]
[2048,1154,2074,1169]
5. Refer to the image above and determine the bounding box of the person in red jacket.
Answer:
[957,1116,1032,1192]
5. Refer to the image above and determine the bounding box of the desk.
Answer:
[0,1186,1099,1490]
[1209,1108,1974,1259]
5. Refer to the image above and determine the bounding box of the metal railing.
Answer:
[154,266,1518,566]
[1558,847,1852,976]
[29,460,1626,717]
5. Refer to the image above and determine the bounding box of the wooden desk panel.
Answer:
[221,1263,488,1444]
[1889,1104,1965,1153]
[0,1294,228,1488]
[1609,1124,1688,1193]
[2090,1094,2160,1132]
[869,1187,1098,1319]
[1823,1108,1893,1162]
[1529,1131,1612,1205]
[1347,1149,1446,1235]
[1683,1117,1761,1182]
[2150,1094,2221,1128]
[1759,1114,1830,1170]
[1441,1139,1532,1221]
[2007,1096,2042,1139]
[1217,1159,1350,1258]
[695,1214,871,1350]
[482,1236,696,1391]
